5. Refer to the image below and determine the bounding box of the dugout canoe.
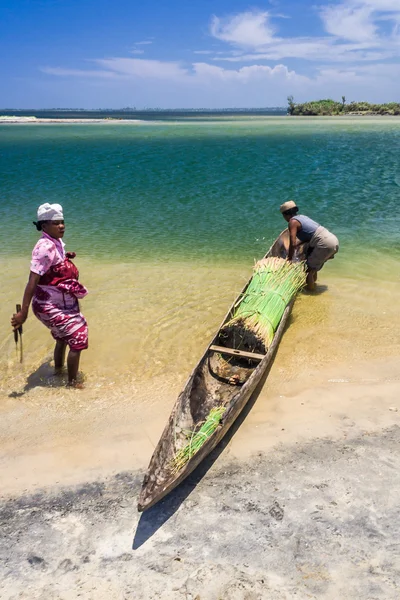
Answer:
[138,229,307,512]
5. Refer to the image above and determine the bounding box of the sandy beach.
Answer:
[1,354,399,599]
[0,117,143,124]
[1,257,400,598]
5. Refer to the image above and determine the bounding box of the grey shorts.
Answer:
[307,226,339,271]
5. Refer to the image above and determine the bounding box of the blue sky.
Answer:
[1,0,400,108]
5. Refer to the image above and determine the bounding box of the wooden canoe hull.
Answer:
[138,230,305,512]
[137,301,293,511]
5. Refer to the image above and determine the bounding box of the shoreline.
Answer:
[1,353,399,498]
[0,117,144,124]
[1,354,399,599]
[2,252,399,498]
[2,255,399,393]
[290,113,400,117]
[3,115,400,124]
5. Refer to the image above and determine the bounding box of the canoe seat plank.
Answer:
[209,344,265,361]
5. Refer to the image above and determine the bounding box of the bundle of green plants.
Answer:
[227,257,306,347]
[172,406,226,473]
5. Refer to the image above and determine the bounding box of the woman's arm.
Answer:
[11,271,41,329]
[288,219,301,261]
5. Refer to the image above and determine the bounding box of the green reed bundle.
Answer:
[228,257,306,347]
[172,406,226,473]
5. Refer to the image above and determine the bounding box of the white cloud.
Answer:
[40,67,119,79]
[94,58,188,80]
[209,5,400,63]
[130,49,145,55]
[215,39,391,63]
[42,58,306,86]
[135,40,153,45]
[316,67,364,82]
[319,0,400,42]
[39,54,400,107]
[318,61,400,79]
[362,0,400,10]
[210,11,276,48]
[38,4,400,108]
[320,4,377,41]
[192,62,309,84]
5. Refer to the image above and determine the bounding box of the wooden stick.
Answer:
[15,303,23,363]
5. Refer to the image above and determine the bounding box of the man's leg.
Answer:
[306,269,317,291]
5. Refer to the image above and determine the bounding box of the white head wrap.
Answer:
[37,203,64,222]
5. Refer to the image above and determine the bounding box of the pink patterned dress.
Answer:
[30,232,89,351]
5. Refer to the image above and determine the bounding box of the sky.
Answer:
[1,0,400,108]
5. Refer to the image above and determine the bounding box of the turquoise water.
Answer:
[1,118,400,263]
[1,118,400,390]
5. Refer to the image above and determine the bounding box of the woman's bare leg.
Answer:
[54,340,67,372]
[67,350,83,387]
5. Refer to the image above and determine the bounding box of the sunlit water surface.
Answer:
[1,118,399,400]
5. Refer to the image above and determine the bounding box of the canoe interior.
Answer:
[138,230,307,511]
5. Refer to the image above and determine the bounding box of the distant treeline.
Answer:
[287,96,400,116]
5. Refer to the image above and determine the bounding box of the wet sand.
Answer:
[1,352,399,494]
[1,355,399,599]
[1,257,400,597]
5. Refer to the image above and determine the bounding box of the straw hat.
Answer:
[279,200,298,213]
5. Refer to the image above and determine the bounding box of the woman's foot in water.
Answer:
[66,349,83,388]
[66,379,85,389]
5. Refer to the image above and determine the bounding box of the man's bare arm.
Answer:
[288,219,300,261]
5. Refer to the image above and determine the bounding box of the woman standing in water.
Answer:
[11,203,89,388]
[280,200,339,291]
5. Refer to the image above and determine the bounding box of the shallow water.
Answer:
[1,252,399,395]
[1,118,399,399]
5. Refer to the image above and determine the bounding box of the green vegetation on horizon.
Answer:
[287,96,400,116]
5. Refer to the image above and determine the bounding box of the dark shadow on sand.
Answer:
[8,360,67,398]
[301,284,328,296]
[132,315,293,550]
